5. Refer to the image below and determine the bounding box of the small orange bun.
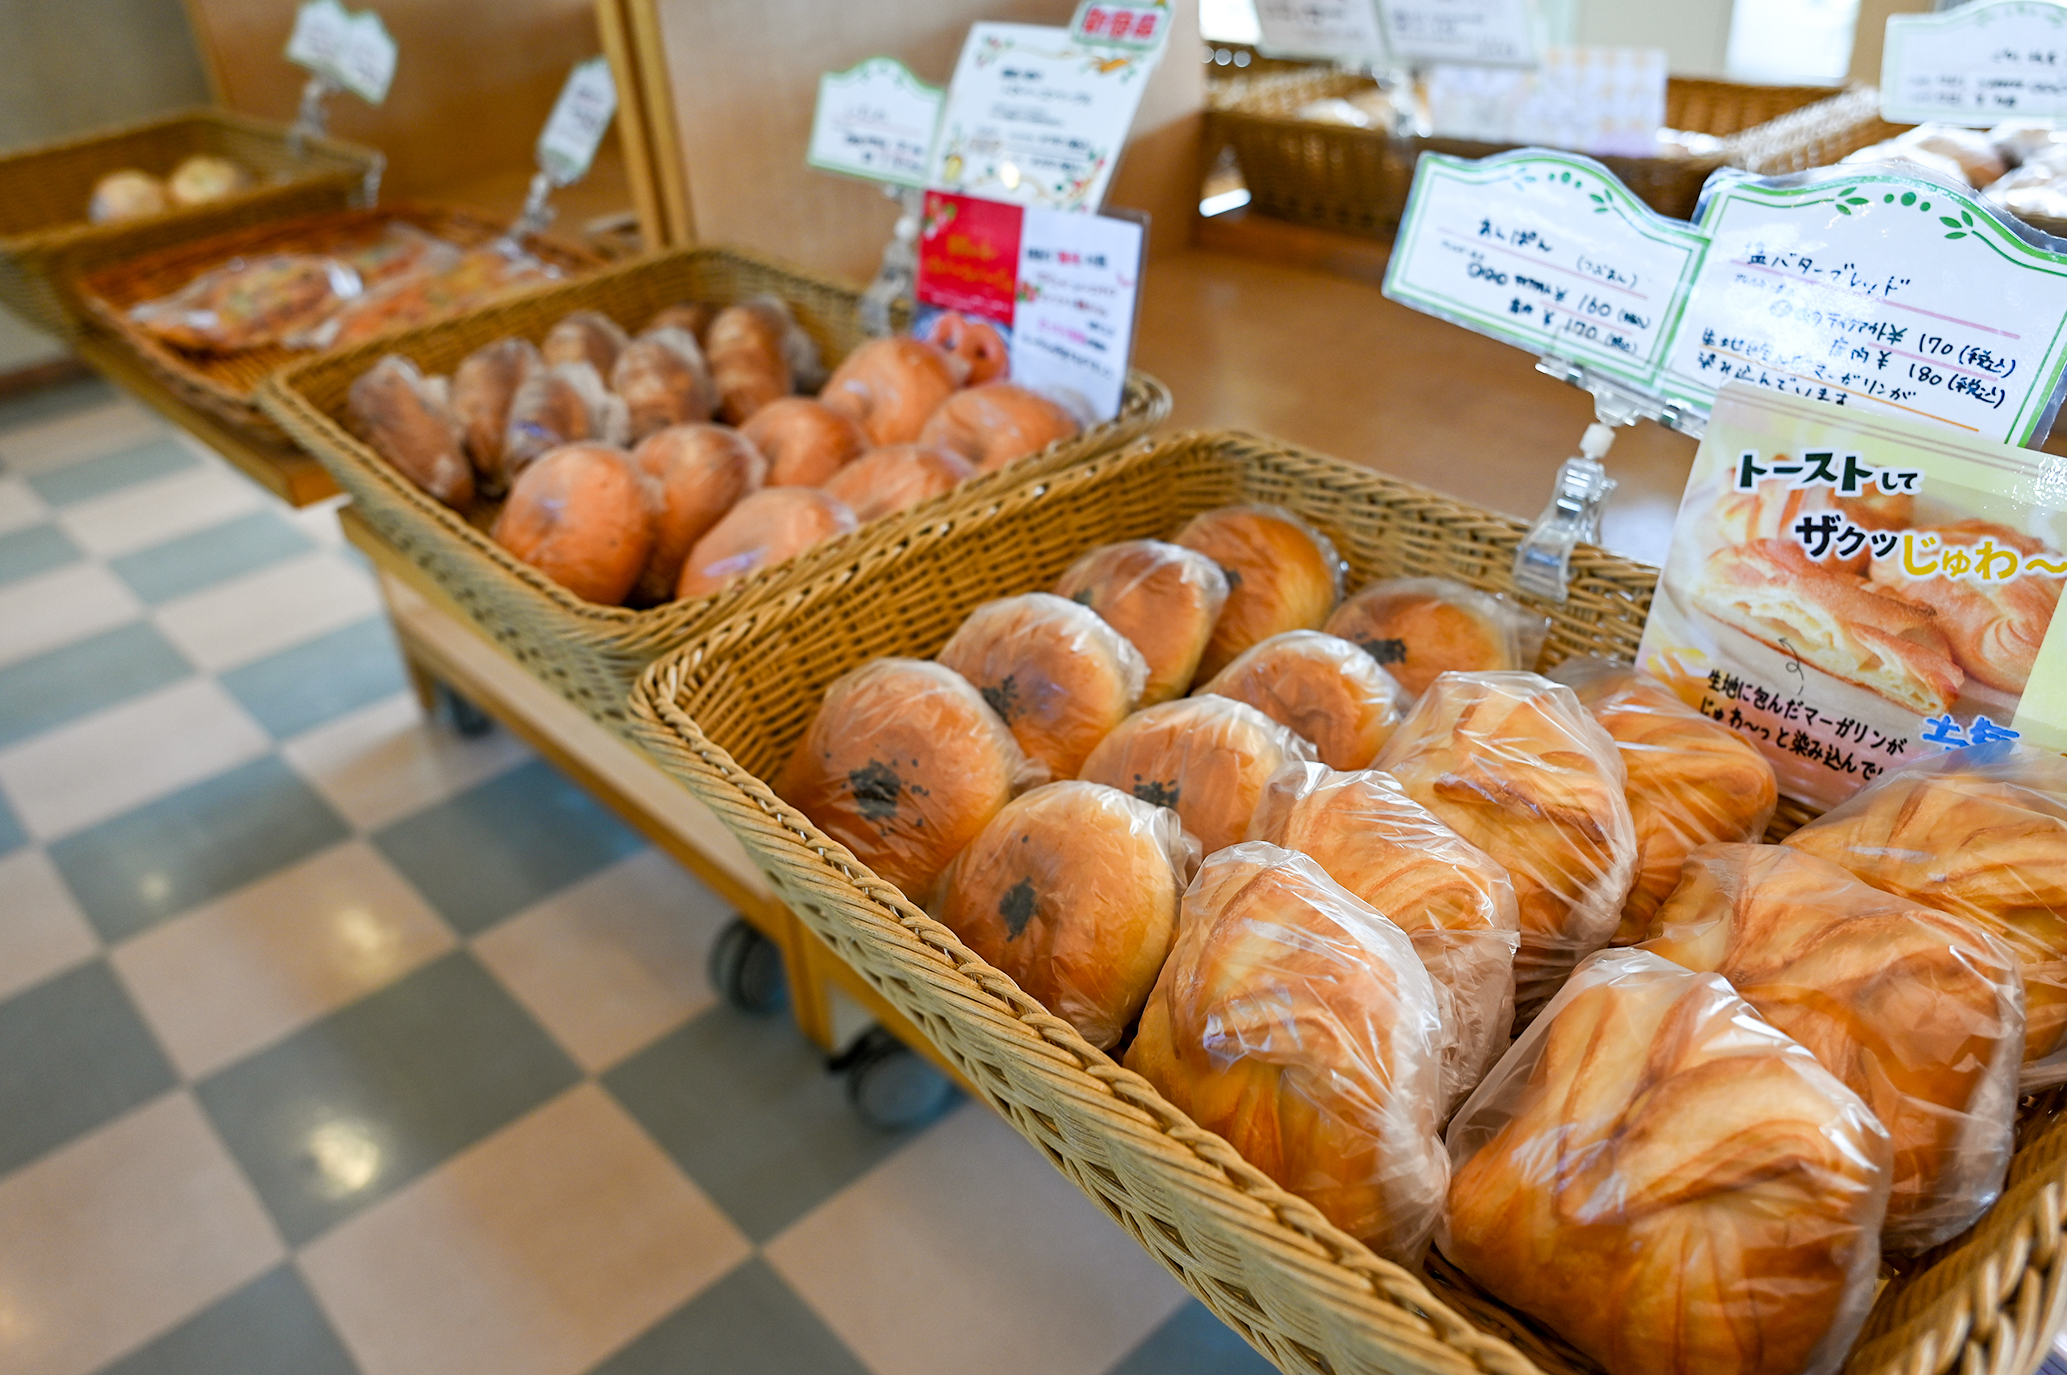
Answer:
[492,443,654,604]
[675,486,857,600]
[1324,577,1544,698]
[936,592,1150,778]
[741,397,868,486]
[819,337,965,446]
[924,312,1010,385]
[821,443,974,523]
[705,300,795,424]
[1078,695,1317,855]
[918,383,1082,473]
[779,658,1029,898]
[1199,630,1406,770]
[1053,540,1230,706]
[628,424,766,605]
[540,310,628,376]
[612,327,717,441]
[1175,504,1345,682]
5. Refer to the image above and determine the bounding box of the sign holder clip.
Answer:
[861,185,924,338]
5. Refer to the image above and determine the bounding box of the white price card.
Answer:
[1882,0,2067,127]
[808,58,943,188]
[1070,0,1174,53]
[286,0,396,105]
[1253,0,1389,61]
[1379,0,1537,67]
[1012,206,1147,421]
[1426,47,1665,157]
[536,57,618,187]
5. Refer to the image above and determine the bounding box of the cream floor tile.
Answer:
[0,849,99,1002]
[0,400,163,475]
[281,692,532,832]
[55,462,268,559]
[300,1083,749,1375]
[111,840,456,1080]
[0,677,270,841]
[286,495,350,550]
[0,1093,284,1375]
[474,850,725,1073]
[0,561,142,668]
[152,550,381,673]
[767,1104,1190,1375]
[0,476,48,536]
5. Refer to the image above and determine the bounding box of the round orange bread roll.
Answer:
[741,397,867,487]
[925,311,1009,385]
[821,443,974,522]
[1052,540,1230,706]
[675,486,856,600]
[917,383,1082,473]
[1078,695,1316,855]
[932,781,1194,1048]
[612,327,717,441]
[935,592,1150,779]
[540,310,628,376]
[703,300,794,423]
[628,424,765,605]
[819,337,965,445]
[778,658,1031,897]
[1199,630,1406,771]
[1324,577,1546,698]
[492,443,654,604]
[1175,504,1344,682]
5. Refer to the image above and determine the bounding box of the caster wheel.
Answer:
[708,917,787,1015]
[838,1028,956,1130]
[439,686,494,738]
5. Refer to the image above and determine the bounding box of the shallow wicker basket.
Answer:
[258,243,1171,730]
[627,429,2067,1375]
[0,107,379,340]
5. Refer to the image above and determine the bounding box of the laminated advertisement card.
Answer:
[1638,382,2067,809]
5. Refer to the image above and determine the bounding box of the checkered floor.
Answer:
[0,377,1273,1375]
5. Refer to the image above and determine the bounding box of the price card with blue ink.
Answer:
[1881,0,2067,126]
[808,58,944,188]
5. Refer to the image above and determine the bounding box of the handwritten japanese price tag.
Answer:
[1070,1,1173,54]
[536,57,617,187]
[1379,0,1537,66]
[1252,0,1389,62]
[285,0,396,105]
[808,58,943,188]
[1882,0,2067,127]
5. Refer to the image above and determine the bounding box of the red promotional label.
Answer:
[916,191,1022,325]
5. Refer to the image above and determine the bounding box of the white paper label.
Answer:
[807,58,944,188]
[1427,46,1666,157]
[536,57,618,187]
[1252,0,1389,62]
[286,0,396,105]
[1379,0,1537,66]
[1070,1,1174,53]
[1013,207,1146,421]
[1882,0,2067,127]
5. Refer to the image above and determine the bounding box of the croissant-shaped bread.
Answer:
[1868,520,2062,693]
[1443,949,1892,1375]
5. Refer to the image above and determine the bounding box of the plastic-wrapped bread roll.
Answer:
[1051,540,1229,706]
[1174,504,1345,682]
[917,383,1082,473]
[1375,671,1636,1022]
[1442,949,1892,1375]
[612,327,718,441]
[1198,630,1406,770]
[349,355,473,507]
[674,487,856,600]
[501,361,630,481]
[932,781,1196,1048]
[741,397,867,487]
[491,444,654,604]
[1324,577,1547,698]
[1249,762,1519,1110]
[450,337,542,494]
[820,336,966,446]
[628,425,765,605]
[821,444,973,522]
[705,300,796,423]
[1079,696,1316,855]
[540,310,629,376]
[1125,843,1449,1264]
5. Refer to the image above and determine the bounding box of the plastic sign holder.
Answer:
[513,57,618,242]
[284,0,396,154]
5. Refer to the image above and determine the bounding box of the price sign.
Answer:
[808,58,944,188]
[1882,0,2067,127]
[285,0,396,105]
[1070,1,1173,53]
[536,57,618,187]
[1379,0,1537,66]
[1253,0,1389,62]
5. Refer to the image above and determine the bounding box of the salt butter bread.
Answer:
[1198,630,1405,771]
[1079,695,1316,854]
[1324,576,1546,697]
[1173,504,1344,682]
[1052,540,1230,706]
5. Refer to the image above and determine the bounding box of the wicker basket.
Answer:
[258,243,1172,731]
[74,204,599,446]
[0,107,379,339]
[627,429,2067,1375]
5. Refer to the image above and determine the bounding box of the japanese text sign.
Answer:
[1379,0,1537,66]
[1882,0,2067,127]
[808,58,944,188]
[536,57,617,187]
[285,0,396,105]
[1071,0,1173,53]
[1252,0,1388,63]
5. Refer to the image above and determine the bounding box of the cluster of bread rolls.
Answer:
[347,298,1085,607]
[89,156,253,223]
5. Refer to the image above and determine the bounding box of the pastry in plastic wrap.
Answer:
[449,337,542,493]
[612,327,718,441]
[1869,519,2063,693]
[1844,126,2005,188]
[936,592,1149,779]
[501,360,630,481]
[310,243,562,351]
[933,781,1194,1048]
[1052,540,1230,706]
[674,486,857,600]
[917,383,1082,473]
[1323,577,1547,698]
[1638,843,2022,1251]
[1199,630,1406,770]
[1249,762,1519,1109]
[778,658,1032,897]
[130,253,353,352]
[924,311,1010,385]
[1125,843,1448,1262]
[491,444,654,604]
[1375,671,1636,1021]
[1174,504,1345,682]
[629,424,766,605]
[741,397,866,486]
[1079,695,1316,854]
[348,355,472,507]
[167,154,251,207]
[820,443,973,522]
[540,310,628,377]
[705,299,795,423]
[1784,743,2067,1086]
[820,336,965,446]
[1442,949,1892,1375]
[89,169,168,223]
[1551,657,1779,942]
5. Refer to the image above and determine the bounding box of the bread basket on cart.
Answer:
[627,428,2067,1375]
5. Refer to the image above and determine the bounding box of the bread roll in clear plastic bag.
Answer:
[1052,540,1230,706]
[1173,504,1345,682]
[348,355,472,507]
[1324,576,1548,698]
[932,781,1197,1049]
[1079,695,1317,854]
[1200,630,1406,770]
[1375,671,1636,1022]
[501,360,630,480]
[450,337,542,493]
[541,310,629,376]
[1249,762,1518,1110]
[1784,741,2067,1089]
[1442,949,1892,1375]
[1125,842,1449,1263]
[1551,656,1779,943]
[612,326,718,440]
[674,486,856,600]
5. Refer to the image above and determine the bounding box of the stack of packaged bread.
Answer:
[347,300,1085,607]
[777,502,2067,1375]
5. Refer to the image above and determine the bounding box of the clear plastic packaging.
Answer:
[450,337,542,494]
[1173,504,1346,683]
[777,657,1037,900]
[1199,629,1406,771]
[820,443,973,522]
[1079,695,1317,855]
[820,335,966,446]
[932,780,1197,1049]
[1051,540,1230,706]
[628,424,765,607]
[347,354,472,507]
[500,360,630,481]
[301,241,561,350]
[1323,576,1548,699]
[916,382,1082,474]
[1249,762,1518,1111]
[490,443,654,605]
[1639,842,2022,1252]
[935,592,1150,780]
[132,252,363,353]
[1442,949,1892,1375]
[1783,742,2067,1090]
[675,486,858,600]
[1124,842,1448,1264]
[1373,671,1636,1022]
[1550,656,1779,943]
[541,310,629,376]
[612,326,718,441]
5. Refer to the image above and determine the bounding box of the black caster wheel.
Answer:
[836,1027,956,1130]
[708,917,788,1015]
[438,685,495,738]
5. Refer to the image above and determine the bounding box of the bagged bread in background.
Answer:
[1079,695,1317,854]
[821,443,973,522]
[541,310,628,375]
[628,425,765,607]
[501,360,630,480]
[1324,576,1547,698]
[491,443,653,605]
[1198,630,1405,771]
[742,397,866,487]
[1174,504,1345,681]
[918,382,1082,472]
[1052,540,1230,706]
[450,337,543,494]
[674,486,856,599]
[348,355,472,507]
[612,326,718,441]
